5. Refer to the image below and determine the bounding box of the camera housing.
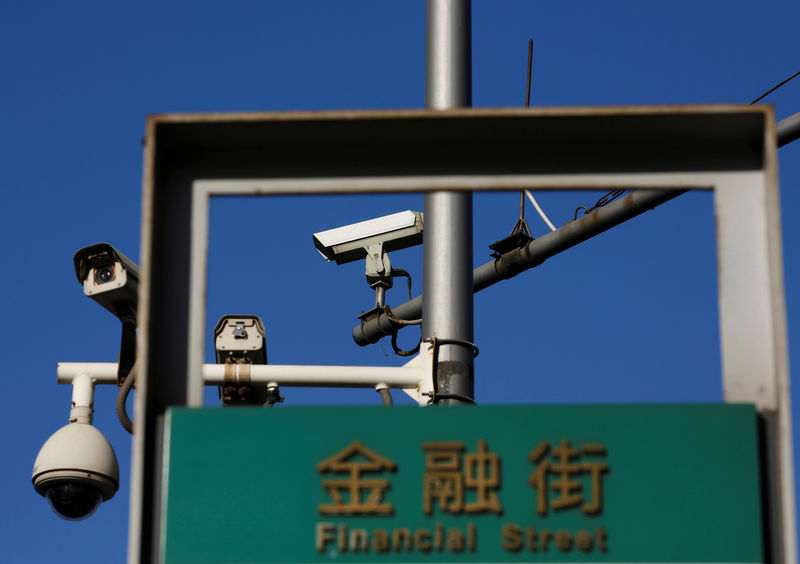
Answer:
[73,243,139,320]
[32,422,119,521]
[313,210,423,265]
[214,315,269,405]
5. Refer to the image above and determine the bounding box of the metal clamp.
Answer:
[423,337,479,358]
[421,337,479,406]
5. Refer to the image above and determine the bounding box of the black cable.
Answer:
[383,305,422,326]
[391,329,421,357]
[116,363,136,434]
[385,301,423,356]
[117,317,136,385]
[574,189,626,220]
[750,69,800,105]
[391,269,414,301]
[116,316,137,434]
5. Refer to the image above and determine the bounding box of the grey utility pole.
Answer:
[424,0,474,404]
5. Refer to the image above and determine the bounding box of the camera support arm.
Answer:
[365,242,394,309]
[56,343,436,406]
[68,372,100,425]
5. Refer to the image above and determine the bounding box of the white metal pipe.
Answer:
[58,362,422,389]
[207,364,421,388]
[71,372,96,405]
[69,372,96,424]
[58,363,118,384]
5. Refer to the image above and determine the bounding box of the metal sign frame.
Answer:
[133,105,793,563]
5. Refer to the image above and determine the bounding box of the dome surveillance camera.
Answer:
[32,423,119,521]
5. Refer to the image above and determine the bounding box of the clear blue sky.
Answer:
[3,2,799,562]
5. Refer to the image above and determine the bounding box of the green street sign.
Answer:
[161,404,764,563]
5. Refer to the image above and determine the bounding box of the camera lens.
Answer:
[45,483,103,521]
[95,265,115,284]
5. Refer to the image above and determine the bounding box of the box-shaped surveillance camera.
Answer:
[313,210,423,265]
[214,315,268,406]
[214,315,267,362]
[73,243,139,320]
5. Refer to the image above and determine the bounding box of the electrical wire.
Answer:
[525,190,556,231]
[516,39,559,235]
[116,362,136,434]
[116,316,137,434]
[574,189,626,220]
[383,305,422,326]
[750,69,800,105]
[377,387,394,406]
[382,291,422,355]
[391,269,414,301]
[391,330,421,356]
[380,272,423,356]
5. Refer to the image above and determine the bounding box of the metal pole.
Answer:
[425,0,473,404]
[778,111,800,147]
[57,362,423,389]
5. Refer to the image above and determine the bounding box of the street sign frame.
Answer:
[134,105,793,563]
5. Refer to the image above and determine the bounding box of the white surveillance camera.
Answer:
[214,315,267,363]
[214,315,271,405]
[32,423,119,521]
[313,210,423,265]
[73,243,139,321]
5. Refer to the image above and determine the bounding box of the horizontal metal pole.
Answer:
[204,364,421,388]
[57,362,421,389]
[58,363,119,384]
[778,111,800,147]
[352,113,799,347]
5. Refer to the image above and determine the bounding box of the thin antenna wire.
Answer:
[525,38,533,107]
[519,39,533,225]
[750,69,800,105]
[520,39,556,232]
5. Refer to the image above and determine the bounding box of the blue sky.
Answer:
[3,2,800,562]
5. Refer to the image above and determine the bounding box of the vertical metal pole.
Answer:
[424,0,474,404]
